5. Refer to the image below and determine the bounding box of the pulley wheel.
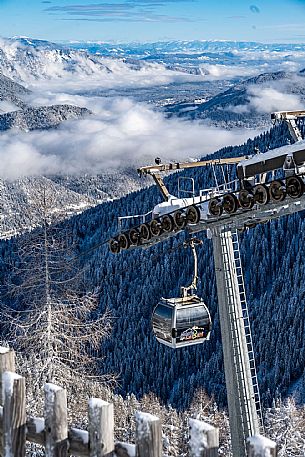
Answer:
[186,205,201,224]
[173,210,187,229]
[269,180,286,202]
[223,193,238,214]
[109,238,120,254]
[208,198,223,217]
[161,214,174,232]
[150,218,162,237]
[118,233,130,250]
[129,228,140,245]
[253,184,270,205]
[286,176,304,198]
[238,189,254,209]
[139,223,151,241]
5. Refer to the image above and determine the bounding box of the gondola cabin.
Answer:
[152,295,211,349]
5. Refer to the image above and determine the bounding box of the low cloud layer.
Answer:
[247,86,302,113]
[0,96,258,180]
[229,80,304,115]
[199,64,259,80]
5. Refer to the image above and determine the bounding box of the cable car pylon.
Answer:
[211,226,262,456]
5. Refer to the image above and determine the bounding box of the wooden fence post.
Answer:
[45,383,68,457]
[135,411,162,457]
[189,419,219,457]
[88,399,114,457]
[247,435,277,457]
[2,371,26,457]
[0,348,15,405]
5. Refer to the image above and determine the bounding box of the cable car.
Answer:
[152,295,211,348]
[152,238,212,348]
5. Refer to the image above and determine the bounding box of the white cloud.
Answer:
[0,96,259,180]
[199,64,258,80]
[227,77,305,115]
[247,86,303,113]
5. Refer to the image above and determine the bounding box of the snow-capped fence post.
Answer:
[189,419,219,457]
[0,347,16,456]
[44,383,68,457]
[247,435,277,456]
[0,348,15,405]
[135,411,162,457]
[88,399,114,457]
[2,371,26,457]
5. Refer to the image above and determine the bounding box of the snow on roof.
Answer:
[0,347,10,354]
[238,140,305,168]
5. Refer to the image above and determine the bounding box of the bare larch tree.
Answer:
[1,183,113,399]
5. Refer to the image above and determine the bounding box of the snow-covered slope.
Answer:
[0,168,150,239]
[164,70,305,127]
[0,37,112,82]
[0,104,91,131]
[0,73,29,112]
[51,169,148,202]
[0,176,97,239]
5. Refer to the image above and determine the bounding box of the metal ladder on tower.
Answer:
[231,229,264,430]
[212,226,261,456]
[218,230,254,439]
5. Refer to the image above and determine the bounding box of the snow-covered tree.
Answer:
[265,397,305,456]
[1,184,113,411]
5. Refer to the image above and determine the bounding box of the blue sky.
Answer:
[1,0,305,43]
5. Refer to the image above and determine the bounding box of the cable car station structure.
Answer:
[109,110,305,457]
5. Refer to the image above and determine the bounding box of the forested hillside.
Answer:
[1,121,305,411]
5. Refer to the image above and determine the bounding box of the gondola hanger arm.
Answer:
[181,238,203,298]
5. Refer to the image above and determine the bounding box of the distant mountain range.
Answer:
[65,39,305,57]
[0,37,195,84]
[0,37,112,82]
